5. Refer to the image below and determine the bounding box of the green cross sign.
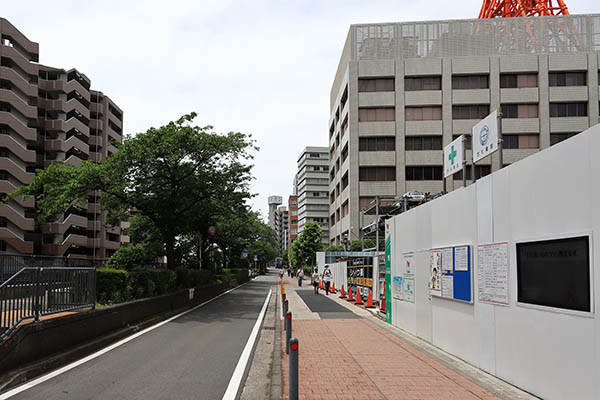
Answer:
[449,146,457,165]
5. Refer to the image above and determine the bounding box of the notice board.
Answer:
[478,242,509,305]
[430,245,472,303]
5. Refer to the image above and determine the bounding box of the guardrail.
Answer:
[0,267,96,340]
[0,255,104,284]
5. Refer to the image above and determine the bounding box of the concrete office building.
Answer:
[297,147,329,245]
[287,195,298,249]
[0,18,124,258]
[328,13,600,245]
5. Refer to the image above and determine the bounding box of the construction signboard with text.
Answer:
[347,257,374,298]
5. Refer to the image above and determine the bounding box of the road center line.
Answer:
[222,288,272,400]
[0,282,249,400]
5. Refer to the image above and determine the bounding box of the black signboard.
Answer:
[517,236,590,312]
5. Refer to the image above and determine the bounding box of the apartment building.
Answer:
[267,195,282,231]
[0,18,123,258]
[297,147,329,245]
[287,195,298,249]
[274,205,288,255]
[328,14,600,245]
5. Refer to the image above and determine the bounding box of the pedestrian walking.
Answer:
[287,267,291,277]
[312,269,319,294]
[322,264,333,295]
[297,268,304,287]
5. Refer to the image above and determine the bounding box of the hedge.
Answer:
[96,268,246,305]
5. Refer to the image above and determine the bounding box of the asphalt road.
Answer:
[6,274,275,400]
[296,289,359,319]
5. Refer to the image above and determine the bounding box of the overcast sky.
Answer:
[2,0,597,219]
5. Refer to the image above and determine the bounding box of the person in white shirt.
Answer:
[322,265,333,295]
[312,269,319,294]
[297,268,304,287]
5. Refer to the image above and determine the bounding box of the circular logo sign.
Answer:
[479,125,489,146]
[208,226,216,236]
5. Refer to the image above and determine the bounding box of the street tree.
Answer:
[289,221,324,268]
[10,113,256,269]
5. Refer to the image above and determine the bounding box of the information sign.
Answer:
[444,135,464,178]
[472,110,498,163]
[478,242,509,305]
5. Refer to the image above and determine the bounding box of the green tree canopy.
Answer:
[289,222,324,268]
[11,113,256,269]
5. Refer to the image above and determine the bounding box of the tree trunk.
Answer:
[165,234,176,270]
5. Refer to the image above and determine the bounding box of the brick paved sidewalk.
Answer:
[278,275,502,400]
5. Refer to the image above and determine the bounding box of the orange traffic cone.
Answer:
[339,285,346,299]
[365,289,375,308]
[330,281,336,293]
[355,289,363,305]
[347,286,354,302]
[380,286,387,313]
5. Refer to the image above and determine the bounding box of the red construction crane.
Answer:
[479,0,570,19]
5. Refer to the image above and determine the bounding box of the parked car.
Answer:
[403,191,425,203]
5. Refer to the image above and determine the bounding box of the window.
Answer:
[405,106,442,121]
[503,135,539,149]
[341,201,349,217]
[549,102,587,117]
[358,78,395,92]
[359,196,375,209]
[500,73,538,88]
[359,167,396,181]
[405,76,441,91]
[330,213,336,226]
[0,240,5,252]
[405,136,442,151]
[454,165,491,180]
[517,236,590,312]
[452,135,472,150]
[452,105,489,120]
[0,102,10,112]
[341,144,348,161]
[359,137,395,151]
[405,166,442,180]
[359,107,395,122]
[501,104,538,118]
[0,217,6,227]
[341,172,348,190]
[550,132,579,146]
[0,170,8,180]
[549,71,586,87]
[452,75,489,89]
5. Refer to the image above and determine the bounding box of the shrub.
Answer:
[175,269,215,289]
[105,245,154,270]
[97,268,129,304]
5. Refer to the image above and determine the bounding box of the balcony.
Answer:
[90,102,104,114]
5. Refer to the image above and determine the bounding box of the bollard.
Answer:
[285,311,292,354]
[289,337,299,400]
[282,293,286,304]
[283,299,288,318]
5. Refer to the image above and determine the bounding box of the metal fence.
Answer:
[0,267,96,340]
[0,255,105,284]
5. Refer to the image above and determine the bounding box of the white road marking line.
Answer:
[0,283,249,400]
[222,288,272,400]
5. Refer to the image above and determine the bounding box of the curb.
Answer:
[270,286,282,400]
